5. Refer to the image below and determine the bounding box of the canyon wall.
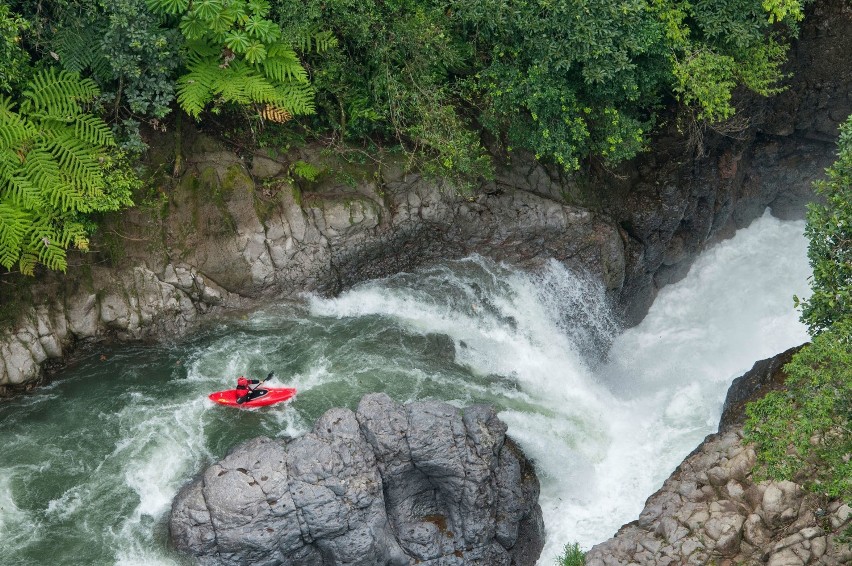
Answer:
[2,0,850,392]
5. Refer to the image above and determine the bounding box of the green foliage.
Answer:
[290,160,321,182]
[270,0,804,185]
[0,69,134,274]
[745,321,852,501]
[556,542,586,566]
[146,0,318,119]
[797,115,852,335]
[746,113,852,509]
[28,0,183,121]
[763,0,806,23]
[660,0,797,123]
[10,0,809,185]
[0,5,30,93]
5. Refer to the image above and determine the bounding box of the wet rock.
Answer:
[585,347,852,566]
[719,344,805,431]
[169,394,544,566]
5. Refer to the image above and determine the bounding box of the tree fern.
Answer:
[0,68,134,275]
[20,70,101,118]
[52,27,112,82]
[148,0,316,119]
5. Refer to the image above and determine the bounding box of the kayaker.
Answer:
[235,376,260,404]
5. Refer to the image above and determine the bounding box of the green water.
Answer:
[0,275,538,565]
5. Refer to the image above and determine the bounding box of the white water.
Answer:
[0,212,811,565]
[532,212,811,559]
[309,211,811,562]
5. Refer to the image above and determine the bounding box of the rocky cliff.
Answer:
[2,0,850,394]
[169,393,544,566]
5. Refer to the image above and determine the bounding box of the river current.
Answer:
[0,212,811,565]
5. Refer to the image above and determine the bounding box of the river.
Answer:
[0,211,811,565]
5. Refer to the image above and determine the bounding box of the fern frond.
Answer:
[21,147,63,197]
[3,175,44,210]
[273,83,316,115]
[211,66,252,105]
[292,30,338,54]
[52,27,112,81]
[177,57,219,117]
[0,149,22,173]
[0,97,33,151]
[36,242,67,272]
[18,216,70,273]
[262,47,309,83]
[260,104,292,123]
[236,69,279,103]
[19,69,100,118]
[22,145,91,215]
[0,203,29,268]
[18,251,37,275]
[73,115,115,147]
[44,135,105,200]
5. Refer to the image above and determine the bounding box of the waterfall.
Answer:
[0,212,810,564]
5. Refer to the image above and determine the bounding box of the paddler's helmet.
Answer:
[237,376,248,386]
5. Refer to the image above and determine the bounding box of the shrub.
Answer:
[746,113,852,507]
[557,542,586,566]
[745,322,852,501]
[796,114,852,335]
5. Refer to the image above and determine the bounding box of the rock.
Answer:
[66,292,99,338]
[250,155,284,178]
[761,482,802,528]
[586,341,852,565]
[719,345,804,431]
[586,427,851,566]
[169,394,544,565]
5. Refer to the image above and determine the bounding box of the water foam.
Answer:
[538,213,810,559]
[309,212,810,562]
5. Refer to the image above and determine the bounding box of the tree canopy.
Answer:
[1,0,810,273]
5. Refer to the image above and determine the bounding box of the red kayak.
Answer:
[208,387,297,408]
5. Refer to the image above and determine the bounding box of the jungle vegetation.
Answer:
[746,114,852,518]
[0,0,808,274]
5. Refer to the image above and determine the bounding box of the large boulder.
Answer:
[169,393,544,565]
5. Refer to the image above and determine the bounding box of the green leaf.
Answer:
[180,13,209,41]
[146,0,190,15]
[190,0,224,22]
[243,40,267,64]
[225,30,251,54]
[247,0,270,17]
[244,16,279,42]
